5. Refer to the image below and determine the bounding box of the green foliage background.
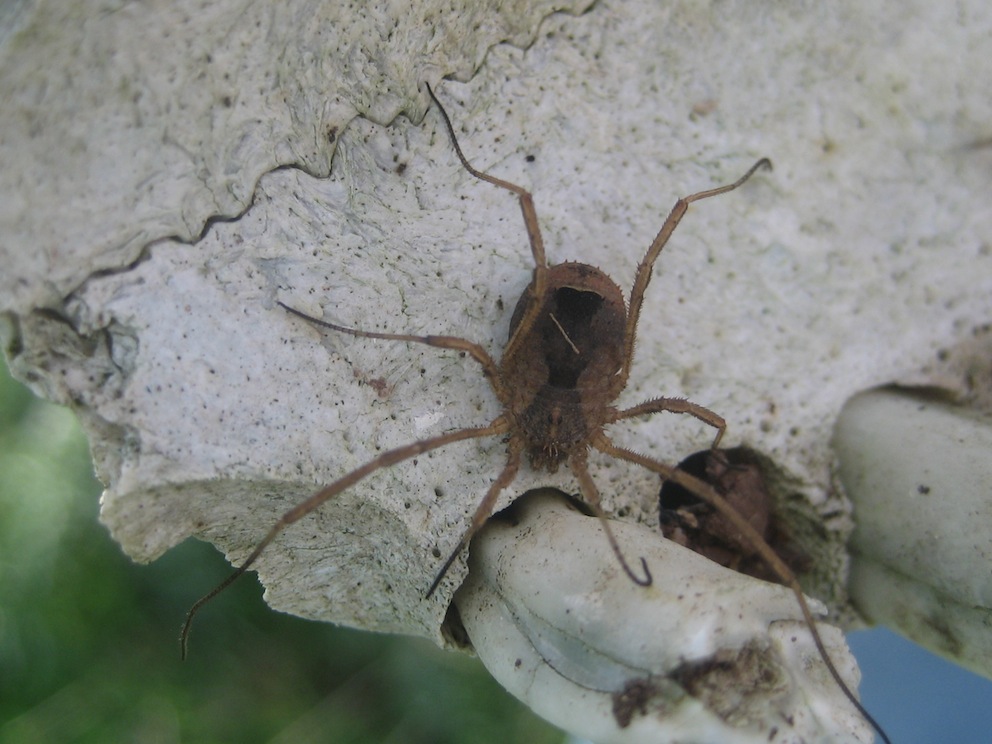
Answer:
[0,357,562,744]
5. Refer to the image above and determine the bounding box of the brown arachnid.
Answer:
[182,83,889,743]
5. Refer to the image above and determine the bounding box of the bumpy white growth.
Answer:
[835,389,992,679]
[457,491,871,743]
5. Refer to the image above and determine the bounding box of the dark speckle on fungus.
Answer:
[612,678,663,729]
[672,642,785,726]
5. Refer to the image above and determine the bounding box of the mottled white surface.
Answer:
[2,0,991,651]
[457,491,871,743]
[837,390,992,679]
[0,0,591,309]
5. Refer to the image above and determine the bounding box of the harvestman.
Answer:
[182,83,889,743]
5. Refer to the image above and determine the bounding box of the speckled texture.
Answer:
[0,0,593,308]
[2,0,991,648]
[456,491,871,743]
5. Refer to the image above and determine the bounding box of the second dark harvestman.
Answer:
[182,82,889,743]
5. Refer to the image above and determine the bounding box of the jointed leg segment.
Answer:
[181,416,510,657]
[277,301,508,403]
[616,158,772,394]
[424,83,550,365]
[609,397,727,449]
[426,435,524,597]
[570,448,652,586]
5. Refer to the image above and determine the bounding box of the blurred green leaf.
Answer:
[0,357,562,744]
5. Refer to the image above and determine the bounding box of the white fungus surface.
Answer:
[2,3,991,739]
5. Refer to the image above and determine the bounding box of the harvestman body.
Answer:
[182,83,889,743]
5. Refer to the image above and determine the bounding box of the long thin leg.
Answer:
[608,397,726,449]
[592,433,891,744]
[614,158,772,396]
[181,416,510,659]
[426,434,524,597]
[425,83,548,364]
[426,83,547,274]
[278,301,509,405]
[570,448,652,586]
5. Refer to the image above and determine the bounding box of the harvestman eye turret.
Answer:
[181,83,890,744]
